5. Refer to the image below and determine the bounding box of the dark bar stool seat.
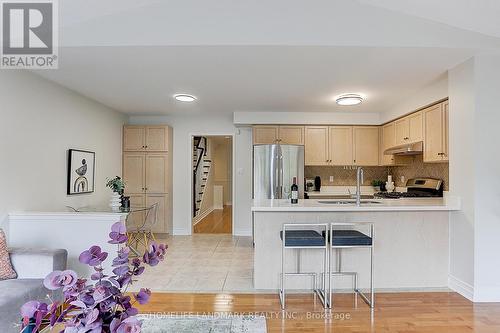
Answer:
[279,224,329,309]
[328,223,374,309]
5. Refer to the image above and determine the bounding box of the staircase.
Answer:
[193,137,212,218]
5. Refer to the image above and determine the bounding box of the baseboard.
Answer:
[448,275,474,301]
[172,228,190,235]
[192,207,214,226]
[233,228,252,236]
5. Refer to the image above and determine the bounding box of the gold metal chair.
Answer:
[126,203,159,256]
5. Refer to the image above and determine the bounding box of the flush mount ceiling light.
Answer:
[173,94,197,102]
[336,94,363,106]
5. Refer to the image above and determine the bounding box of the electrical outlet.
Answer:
[329,176,334,182]
[400,175,405,184]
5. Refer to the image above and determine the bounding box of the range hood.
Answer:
[384,141,423,156]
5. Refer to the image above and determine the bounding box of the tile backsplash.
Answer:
[305,166,388,186]
[389,155,449,190]
[305,155,449,190]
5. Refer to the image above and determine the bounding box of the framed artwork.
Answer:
[67,149,95,195]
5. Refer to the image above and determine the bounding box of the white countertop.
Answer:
[252,197,461,212]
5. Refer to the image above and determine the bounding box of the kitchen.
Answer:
[251,98,459,303]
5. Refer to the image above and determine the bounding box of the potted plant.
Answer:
[106,176,125,210]
[20,222,167,333]
[371,180,386,192]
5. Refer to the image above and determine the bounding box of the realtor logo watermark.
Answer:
[1,0,58,69]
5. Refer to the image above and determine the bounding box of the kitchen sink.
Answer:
[317,200,382,205]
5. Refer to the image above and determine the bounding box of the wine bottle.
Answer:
[291,177,298,204]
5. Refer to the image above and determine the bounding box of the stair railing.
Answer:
[193,137,207,217]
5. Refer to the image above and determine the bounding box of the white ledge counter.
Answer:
[8,211,127,276]
[252,196,461,212]
[252,198,460,291]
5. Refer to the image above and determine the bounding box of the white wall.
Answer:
[0,71,126,231]
[471,55,500,301]
[380,74,449,123]
[128,114,253,236]
[448,54,500,302]
[448,59,475,297]
[212,137,233,205]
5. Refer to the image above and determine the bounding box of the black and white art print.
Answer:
[67,149,95,195]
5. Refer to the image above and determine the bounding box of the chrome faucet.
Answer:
[356,166,364,207]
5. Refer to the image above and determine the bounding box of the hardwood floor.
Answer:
[194,205,232,234]
[136,292,500,332]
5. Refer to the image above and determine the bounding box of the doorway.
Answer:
[191,135,233,234]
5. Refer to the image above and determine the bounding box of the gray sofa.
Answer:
[1,248,67,333]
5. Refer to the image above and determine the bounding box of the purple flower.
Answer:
[93,285,111,303]
[143,242,167,267]
[134,288,151,305]
[109,222,128,244]
[79,246,108,266]
[44,270,78,290]
[111,316,142,333]
[113,247,130,266]
[20,301,43,318]
[113,265,129,277]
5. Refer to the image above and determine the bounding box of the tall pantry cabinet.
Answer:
[122,125,173,234]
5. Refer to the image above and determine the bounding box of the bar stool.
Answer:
[279,223,328,309]
[328,223,374,308]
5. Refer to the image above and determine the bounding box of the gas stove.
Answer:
[375,178,443,199]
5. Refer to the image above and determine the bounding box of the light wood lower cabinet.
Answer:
[125,194,146,229]
[146,194,170,234]
[145,153,169,193]
[123,153,146,193]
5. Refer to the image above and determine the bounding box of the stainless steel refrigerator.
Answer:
[253,144,304,200]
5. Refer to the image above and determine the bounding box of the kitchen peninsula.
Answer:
[252,197,460,291]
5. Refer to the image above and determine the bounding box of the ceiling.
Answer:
[359,0,500,39]
[34,0,500,116]
[38,46,474,115]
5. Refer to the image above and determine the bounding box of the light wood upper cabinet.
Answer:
[423,103,447,162]
[253,125,304,145]
[123,126,145,151]
[124,125,170,151]
[353,127,379,166]
[145,153,169,193]
[305,126,329,166]
[123,153,145,193]
[394,111,423,146]
[443,101,449,161]
[329,126,353,165]
[145,126,168,151]
[408,112,423,143]
[380,123,396,165]
[394,118,410,146]
[278,126,304,145]
[253,126,279,144]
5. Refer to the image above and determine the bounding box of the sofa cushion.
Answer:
[0,279,50,333]
[0,229,16,280]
